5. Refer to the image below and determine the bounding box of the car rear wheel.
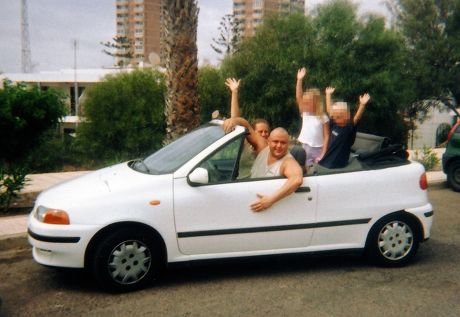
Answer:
[367,214,420,267]
[91,228,162,292]
[447,160,460,192]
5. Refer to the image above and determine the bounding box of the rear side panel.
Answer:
[312,162,430,249]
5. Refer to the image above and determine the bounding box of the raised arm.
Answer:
[325,86,335,115]
[225,78,241,118]
[222,117,267,154]
[353,93,371,125]
[296,68,307,109]
[250,158,303,212]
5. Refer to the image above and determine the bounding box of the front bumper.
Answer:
[28,215,101,268]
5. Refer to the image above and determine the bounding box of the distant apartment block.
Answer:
[116,0,161,66]
[233,0,305,37]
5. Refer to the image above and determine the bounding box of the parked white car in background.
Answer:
[28,121,433,291]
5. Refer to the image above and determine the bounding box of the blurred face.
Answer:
[332,108,350,127]
[254,122,270,139]
[301,93,314,112]
[268,130,289,159]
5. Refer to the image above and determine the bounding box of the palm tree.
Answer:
[162,0,200,143]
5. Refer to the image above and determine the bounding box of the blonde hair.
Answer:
[303,88,324,116]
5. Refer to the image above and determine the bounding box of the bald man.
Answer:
[223,118,303,212]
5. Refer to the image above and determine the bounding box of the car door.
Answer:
[173,135,317,256]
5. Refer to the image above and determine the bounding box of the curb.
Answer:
[0,233,28,253]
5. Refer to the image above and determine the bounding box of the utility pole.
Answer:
[21,0,32,73]
[73,39,79,118]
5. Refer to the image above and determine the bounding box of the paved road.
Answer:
[0,185,459,317]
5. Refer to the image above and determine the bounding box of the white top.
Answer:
[251,147,292,178]
[297,113,329,147]
[238,142,255,179]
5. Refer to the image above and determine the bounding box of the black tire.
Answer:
[91,228,162,292]
[447,160,460,192]
[366,213,420,267]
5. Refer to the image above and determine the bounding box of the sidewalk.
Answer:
[0,170,448,246]
[0,171,90,246]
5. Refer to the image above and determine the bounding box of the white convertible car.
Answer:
[28,121,433,291]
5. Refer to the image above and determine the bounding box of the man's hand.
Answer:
[297,68,307,80]
[325,86,335,95]
[225,78,240,92]
[359,93,370,106]
[250,193,274,212]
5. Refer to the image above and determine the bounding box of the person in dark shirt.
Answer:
[319,87,370,169]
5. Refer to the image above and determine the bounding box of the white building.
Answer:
[409,107,459,149]
[0,68,128,133]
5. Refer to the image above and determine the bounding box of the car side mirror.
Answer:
[188,167,209,185]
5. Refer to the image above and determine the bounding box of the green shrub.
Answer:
[0,80,66,165]
[0,166,28,212]
[76,69,166,163]
[415,146,440,171]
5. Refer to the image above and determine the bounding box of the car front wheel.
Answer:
[447,160,460,192]
[91,228,162,292]
[367,214,420,267]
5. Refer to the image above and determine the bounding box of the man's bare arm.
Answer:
[250,158,303,212]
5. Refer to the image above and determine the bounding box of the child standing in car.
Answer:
[319,87,371,169]
[295,68,330,168]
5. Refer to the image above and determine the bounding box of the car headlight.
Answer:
[35,205,70,225]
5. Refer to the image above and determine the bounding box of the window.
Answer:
[197,135,244,183]
[69,87,85,116]
[139,124,226,174]
[253,0,263,9]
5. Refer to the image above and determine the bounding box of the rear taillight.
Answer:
[419,172,428,190]
[446,122,460,143]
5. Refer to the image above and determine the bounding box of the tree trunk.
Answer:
[162,0,200,143]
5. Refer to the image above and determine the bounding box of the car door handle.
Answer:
[295,186,311,193]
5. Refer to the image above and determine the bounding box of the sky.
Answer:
[0,0,389,73]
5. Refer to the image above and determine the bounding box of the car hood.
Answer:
[34,162,153,209]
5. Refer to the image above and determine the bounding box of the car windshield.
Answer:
[131,123,225,174]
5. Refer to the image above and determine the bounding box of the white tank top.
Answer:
[297,113,329,147]
[251,147,292,178]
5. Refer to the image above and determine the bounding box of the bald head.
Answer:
[268,127,290,159]
[269,127,289,139]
